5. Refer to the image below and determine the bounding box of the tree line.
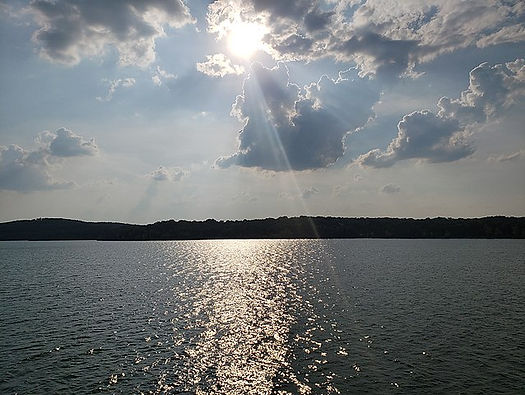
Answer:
[0,216,524,240]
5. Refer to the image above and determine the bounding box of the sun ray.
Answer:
[248,71,320,237]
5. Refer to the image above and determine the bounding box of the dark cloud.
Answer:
[304,7,334,32]
[273,34,314,57]
[30,0,194,66]
[250,0,312,21]
[358,58,524,168]
[334,32,419,80]
[216,63,378,171]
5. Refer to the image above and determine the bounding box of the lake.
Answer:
[1,240,524,393]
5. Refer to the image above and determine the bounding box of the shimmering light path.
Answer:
[0,240,524,393]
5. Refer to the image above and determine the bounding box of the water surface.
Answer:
[1,239,524,393]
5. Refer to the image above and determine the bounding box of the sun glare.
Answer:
[227,22,265,59]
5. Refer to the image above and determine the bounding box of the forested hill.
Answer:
[0,216,524,240]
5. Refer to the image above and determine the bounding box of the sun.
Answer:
[227,22,266,59]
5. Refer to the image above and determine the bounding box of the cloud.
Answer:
[358,58,524,167]
[333,32,419,80]
[358,110,473,167]
[216,63,378,171]
[96,78,136,102]
[206,0,525,79]
[250,0,312,20]
[0,144,70,192]
[149,166,187,182]
[304,6,335,32]
[29,0,194,66]
[196,53,245,78]
[381,183,401,194]
[489,150,525,163]
[152,66,176,86]
[207,0,329,62]
[329,0,525,78]
[150,166,170,181]
[437,59,525,123]
[0,128,98,192]
[476,24,525,48]
[37,128,98,157]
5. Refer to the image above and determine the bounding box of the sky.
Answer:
[0,0,524,223]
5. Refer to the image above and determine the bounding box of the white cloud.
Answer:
[488,150,525,163]
[29,0,194,67]
[151,166,170,181]
[207,0,329,62]
[96,78,136,102]
[331,0,525,77]
[149,166,187,182]
[476,24,525,48]
[206,0,525,79]
[358,58,525,168]
[151,66,176,86]
[437,59,525,123]
[152,76,162,87]
[196,53,245,78]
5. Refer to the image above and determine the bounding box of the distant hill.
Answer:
[0,216,524,240]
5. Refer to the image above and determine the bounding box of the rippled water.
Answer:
[1,239,524,393]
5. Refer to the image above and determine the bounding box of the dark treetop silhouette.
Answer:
[0,216,524,240]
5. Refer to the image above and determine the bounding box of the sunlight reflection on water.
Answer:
[172,240,299,394]
[152,239,313,394]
